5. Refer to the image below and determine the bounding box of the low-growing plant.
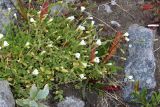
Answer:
[0,1,123,100]
[132,88,160,107]
[16,84,49,107]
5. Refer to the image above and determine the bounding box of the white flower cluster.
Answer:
[74,39,102,63]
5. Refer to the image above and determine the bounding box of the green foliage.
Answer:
[132,88,160,107]
[0,1,120,100]
[16,84,49,107]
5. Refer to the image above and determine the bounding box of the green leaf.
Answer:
[23,99,31,105]
[30,84,38,99]
[29,100,38,107]
[38,103,48,107]
[36,84,49,100]
[16,99,31,106]
[16,99,25,106]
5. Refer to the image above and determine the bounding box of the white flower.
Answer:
[125,37,130,42]
[81,6,86,12]
[32,69,39,76]
[123,32,129,37]
[94,57,100,63]
[129,44,132,48]
[121,57,126,61]
[91,21,95,25]
[127,75,135,82]
[8,8,11,11]
[80,40,86,45]
[77,25,85,31]
[0,33,4,39]
[111,0,117,5]
[67,16,75,21]
[3,41,9,47]
[47,18,53,23]
[96,39,102,46]
[0,47,2,50]
[14,13,17,19]
[87,16,93,20]
[75,53,81,59]
[95,51,98,54]
[47,44,53,47]
[30,18,36,23]
[79,74,87,79]
[25,42,30,47]
[40,51,46,55]
[107,63,113,66]
[128,75,133,80]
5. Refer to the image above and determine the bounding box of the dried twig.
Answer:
[103,32,123,63]
[115,4,135,20]
[154,46,160,52]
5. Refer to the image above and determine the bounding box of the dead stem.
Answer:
[154,46,160,52]
[105,92,128,106]
[116,4,135,20]
[98,1,135,20]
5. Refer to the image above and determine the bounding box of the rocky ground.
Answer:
[86,0,160,106]
[0,0,160,107]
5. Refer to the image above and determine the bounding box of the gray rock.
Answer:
[63,0,79,3]
[49,0,80,16]
[137,0,144,4]
[123,24,156,101]
[0,80,15,107]
[0,0,17,34]
[57,96,85,107]
[50,4,64,16]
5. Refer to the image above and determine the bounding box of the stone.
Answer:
[50,4,64,16]
[0,80,15,107]
[63,0,78,3]
[123,24,156,101]
[57,96,85,107]
[0,0,17,34]
[137,0,144,4]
